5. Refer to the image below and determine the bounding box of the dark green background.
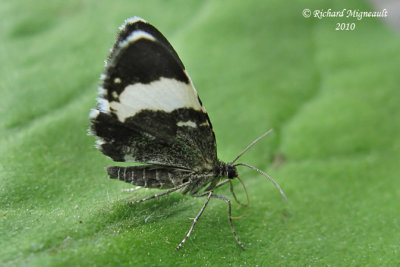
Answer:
[1,0,399,265]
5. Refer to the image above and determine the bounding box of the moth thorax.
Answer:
[218,161,238,179]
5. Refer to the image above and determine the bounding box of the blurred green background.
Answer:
[1,0,399,265]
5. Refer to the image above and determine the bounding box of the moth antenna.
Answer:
[230,177,249,219]
[234,162,287,202]
[229,129,273,164]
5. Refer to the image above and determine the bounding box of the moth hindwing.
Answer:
[89,16,286,250]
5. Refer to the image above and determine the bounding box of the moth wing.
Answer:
[90,17,217,171]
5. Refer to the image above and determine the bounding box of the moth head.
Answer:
[225,164,238,179]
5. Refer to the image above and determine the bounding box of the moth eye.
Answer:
[227,167,237,179]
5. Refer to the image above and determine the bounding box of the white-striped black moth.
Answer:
[89,17,286,250]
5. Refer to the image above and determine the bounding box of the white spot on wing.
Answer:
[97,97,110,113]
[177,121,197,128]
[110,77,203,122]
[119,31,155,48]
[89,109,100,119]
[114,77,121,84]
[95,139,105,149]
[98,86,107,97]
[119,16,147,31]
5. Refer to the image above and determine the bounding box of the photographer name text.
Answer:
[303,8,388,20]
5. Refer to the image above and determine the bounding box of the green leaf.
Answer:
[1,0,399,265]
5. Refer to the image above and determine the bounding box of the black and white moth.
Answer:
[89,16,286,250]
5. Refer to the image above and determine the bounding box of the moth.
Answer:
[89,16,286,250]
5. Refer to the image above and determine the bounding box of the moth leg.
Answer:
[213,179,230,189]
[214,179,249,219]
[175,191,213,250]
[122,186,144,201]
[122,186,142,193]
[127,181,190,205]
[203,178,248,207]
[229,180,249,207]
[181,179,229,219]
[210,194,246,250]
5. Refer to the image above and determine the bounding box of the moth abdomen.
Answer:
[106,165,190,189]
